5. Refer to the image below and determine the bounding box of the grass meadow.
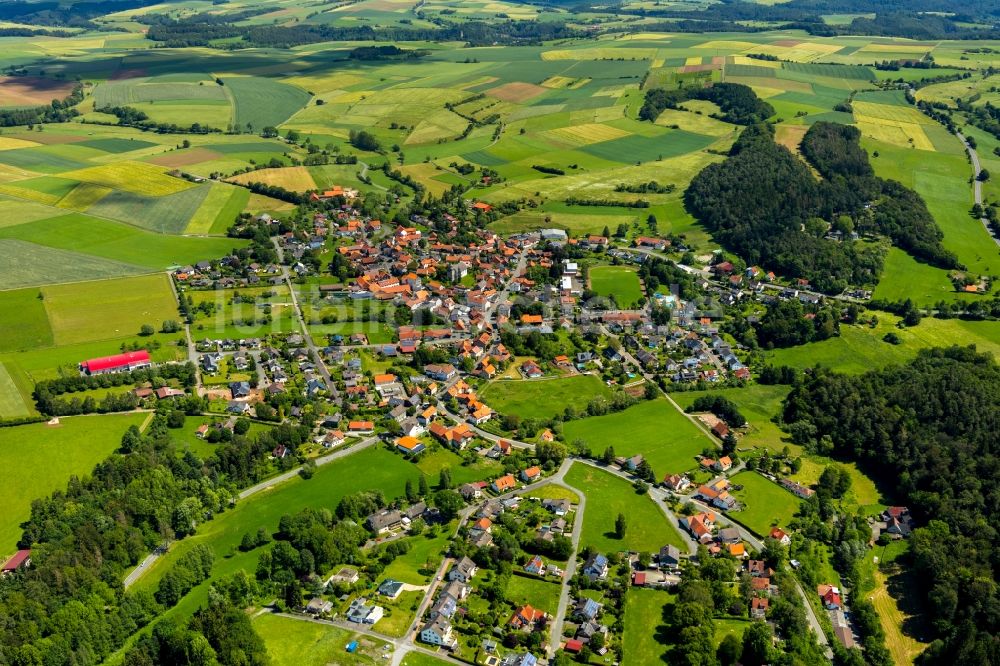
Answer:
[479,374,613,421]
[506,574,562,615]
[564,462,685,552]
[729,470,802,536]
[671,385,792,454]
[0,413,149,554]
[623,588,672,664]
[252,613,375,666]
[562,399,713,477]
[589,265,644,306]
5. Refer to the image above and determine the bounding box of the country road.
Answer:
[123,437,378,589]
[958,131,999,248]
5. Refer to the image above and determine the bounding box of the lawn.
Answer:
[506,574,562,615]
[589,265,644,307]
[377,589,423,638]
[401,653,451,666]
[0,413,149,554]
[728,471,802,536]
[714,618,751,647]
[564,462,685,552]
[480,374,613,421]
[252,613,378,666]
[623,588,672,664]
[412,446,501,487]
[562,399,713,477]
[524,484,580,503]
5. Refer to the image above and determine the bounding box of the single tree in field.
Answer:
[614,512,627,539]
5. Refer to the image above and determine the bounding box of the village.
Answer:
[42,188,919,665]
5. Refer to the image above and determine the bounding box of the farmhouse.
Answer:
[79,351,152,376]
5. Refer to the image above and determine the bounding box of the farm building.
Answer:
[79,351,153,376]
[1,550,31,575]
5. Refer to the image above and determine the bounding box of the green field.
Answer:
[130,446,418,602]
[506,574,562,615]
[623,588,672,664]
[563,399,713,477]
[766,315,1000,373]
[226,75,312,130]
[0,413,149,554]
[0,213,245,278]
[253,613,377,666]
[480,374,613,421]
[42,273,180,346]
[672,385,791,453]
[589,265,644,307]
[729,470,802,536]
[0,286,54,352]
[565,462,685,552]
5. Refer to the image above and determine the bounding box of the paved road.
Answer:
[272,238,338,397]
[546,460,584,657]
[958,131,1000,248]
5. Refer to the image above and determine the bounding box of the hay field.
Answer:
[62,161,193,196]
[542,123,631,147]
[228,166,317,192]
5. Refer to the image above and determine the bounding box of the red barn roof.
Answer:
[2,549,30,572]
[81,350,151,373]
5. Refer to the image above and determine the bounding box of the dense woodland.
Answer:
[684,121,957,293]
[783,346,1000,665]
[639,83,775,126]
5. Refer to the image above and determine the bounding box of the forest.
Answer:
[782,346,1000,665]
[683,121,957,293]
[639,82,774,126]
